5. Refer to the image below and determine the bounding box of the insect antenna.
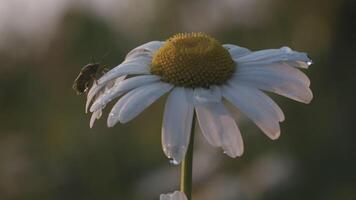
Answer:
[98,50,111,64]
[90,56,96,64]
[97,50,112,71]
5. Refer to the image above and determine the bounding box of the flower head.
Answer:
[151,33,235,88]
[86,33,313,164]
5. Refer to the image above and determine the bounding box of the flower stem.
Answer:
[180,112,196,200]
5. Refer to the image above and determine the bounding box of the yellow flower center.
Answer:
[150,33,235,88]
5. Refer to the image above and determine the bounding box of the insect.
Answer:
[72,63,105,95]
[73,52,111,95]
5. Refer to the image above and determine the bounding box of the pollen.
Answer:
[150,33,235,88]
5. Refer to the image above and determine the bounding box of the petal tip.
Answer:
[163,148,185,165]
[118,114,132,124]
[300,88,313,104]
[85,102,90,113]
[89,102,99,113]
[107,117,116,127]
[306,92,314,104]
[224,147,244,158]
[119,119,129,124]
[237,148,244,157]
[269,131,281,140]
[169,159,182,165]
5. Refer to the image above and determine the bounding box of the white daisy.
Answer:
[86,33,313,164]
[160,191,188,200]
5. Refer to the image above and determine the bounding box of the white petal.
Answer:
[192,86,222,104]
[125,41,164,61]
[222,85,281,140]
[123,55,152,66]
[107,82,173,126]
[98,61,150,85]
[160,195,169,200]
[107,85,137,127]
[86,61,150,110]
[233,63,313,103]
[86,82,100,113]
[236,46,312,68]
[230,83,285,122]
[86,42,160,110]
[90,109,102,128]
[162,87,194,164]
[285,60,312,69]
[160,191,188,200]
[90,75,161,112]
[223,44,251,58]
[86,77,123,113]
[195,101,244,157]
[237,62,310,86]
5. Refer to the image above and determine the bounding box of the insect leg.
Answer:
[102,65,110,74]
[91,74,98,85]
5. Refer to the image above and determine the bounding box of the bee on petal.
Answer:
[73,63,107,95]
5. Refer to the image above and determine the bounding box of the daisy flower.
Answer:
[160,191,187,200]
[86,33,313,164]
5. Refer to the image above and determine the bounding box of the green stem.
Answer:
[180,112,196,200]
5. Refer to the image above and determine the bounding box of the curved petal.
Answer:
[125,41,164,61]
[233,63,313,103]
[236,46,312,68]
[195,101,244,157]
[86,76,126,113]
[90,109,102,128]
[123,55,152,66]
[90,75,161,112]
[285,60,312,69]
[162,87,194,164]
[237,63,310,86]
[98,61,150,85]
[86,61,151,110]
[160,191,188,200]
[107,82,173,126]
[223,44,251,59]
[192,86,222,104]
[222,85,281,140]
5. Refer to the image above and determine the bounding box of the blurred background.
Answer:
[0,0,355,199]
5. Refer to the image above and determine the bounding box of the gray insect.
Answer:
[73,52,111,95]
[72,63,105,95]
